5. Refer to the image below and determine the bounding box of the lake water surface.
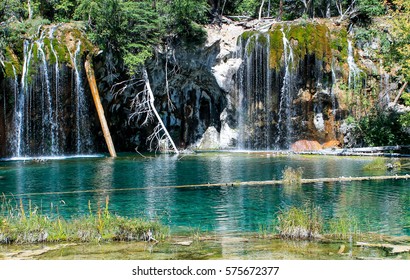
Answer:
[0,153,409,236]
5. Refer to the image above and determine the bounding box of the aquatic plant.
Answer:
[277,205,323,240]
[282,166,303,186]
[0,195,169,244]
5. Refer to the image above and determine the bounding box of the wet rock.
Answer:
[322,140,342,149]
[291,140,322,152]
[194,126,220,150]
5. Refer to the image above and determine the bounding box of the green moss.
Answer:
[269,25,284,71]
[4,62,15,78]
[330,28,348,63]
[3,47,21,78]
[288,23,332,68]
[241,30,256,42]
[54,40,70,65]
[245,35,257,56]
[257,34,268,46]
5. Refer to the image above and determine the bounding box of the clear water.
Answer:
[0,153,409,236]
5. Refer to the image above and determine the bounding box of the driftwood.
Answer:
[85,54,117,157]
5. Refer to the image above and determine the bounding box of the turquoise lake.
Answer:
[0,153,409,236]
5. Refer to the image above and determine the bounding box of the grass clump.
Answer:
[277,205,323,240]
[328,213,361,240]
[275,206,363,241]
[0,195,168,244]
[363,158,401,171]
[282,167,303,186]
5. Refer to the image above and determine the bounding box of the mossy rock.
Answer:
[269,25,284,71]
[240,23,333,72]
[287,23,332,69]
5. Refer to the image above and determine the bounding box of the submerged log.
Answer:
[85,54,117,157]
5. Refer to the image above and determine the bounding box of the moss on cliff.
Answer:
[287,23,332,69]
[239,22,333,72]
[330,28,348,63]
[269,26,284,71]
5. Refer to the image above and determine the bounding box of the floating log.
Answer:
[6,174,410,198]
[85,54,117,157]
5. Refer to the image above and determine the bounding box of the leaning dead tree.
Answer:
[127,68,179,154]
[85,54,117,157]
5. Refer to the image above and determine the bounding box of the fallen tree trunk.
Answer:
[8,174,410,197]
[85,54,117,157]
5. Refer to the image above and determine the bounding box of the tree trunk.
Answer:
[259,0,265,20]
[85,55,117,157]
[278,0,283,20]
[393,81,408,105]
[142,68,179,154]
[28,0,32,19]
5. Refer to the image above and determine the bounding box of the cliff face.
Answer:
[140,19,390,151]
[0,19,406,156]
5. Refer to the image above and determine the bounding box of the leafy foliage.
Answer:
[74,0,162,74]
[157,0,209,45]
[388,0,410,81]
[353,110,410,146]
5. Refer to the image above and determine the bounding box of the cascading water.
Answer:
[235,28,296,150]
[275,27,294,149]
[70,40,93,154]
[49,26,61,153]
[236,32,276,149]
[233,23,335,150]
[37,34,57,155]
[379,72,390,107]
[7,26,94,158]
[13,40,33,157]
[347,39,362,91]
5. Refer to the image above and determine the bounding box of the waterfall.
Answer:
[49,26,61,153]
[275,27,294,149]
[70,40,93,154]
[14,40,33,157]
[236,33,275,149]
[233,23,335,151]
[7,26,95,158]
[379,72,390,107]
[37,38,57,155]
[235,28,297,150]
[347,40,361,91]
